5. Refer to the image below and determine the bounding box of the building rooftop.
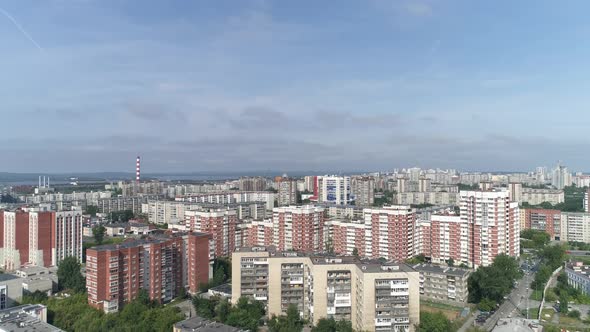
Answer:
[0,304,62,332]
[412,263,471,277]
[0,274,21,282]
[173,316,245,332]
[208,283,232,297]
[234,246,417,273]
[566,262,590,281]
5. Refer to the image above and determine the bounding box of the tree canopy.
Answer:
[92,225,106,244]
[268,304,304,332]
[192,296,265,332]
[419,312,452,332]
[57,256,85,292]
[468,254,521,304]
[311,318,353,332]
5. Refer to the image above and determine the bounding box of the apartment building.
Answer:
[522,209,561,240]
[97,195,160,215]
[177,192,276,211]
[276,177,297,206]
[565,262,590,296]
[585,189,590,213]
[239,177,267,192]
[0,210,83,271]
[363,206,416,261]
[273,206,325,252]
[243,219,274,248]
[351,176,375,206]
[413,264,470,306]
[560,212,590,243]
[232,247,420,332]
[144,201,198,225]
[185,208,237,257]
[416,215,469,266]
[86,232,211,313]
[460,190,520,268]
[317,176,352,205]
[520,188,564,206]
[394,192,459,206]
[322,204,363,220]
[327,219,368,257]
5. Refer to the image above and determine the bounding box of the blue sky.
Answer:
[1,0,589,173]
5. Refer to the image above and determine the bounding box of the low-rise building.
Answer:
[412,264,471,306]
[0,275,23,309]
[232,247,420,332]
[520,188,564,206]
[173,316,245,332]
[565,262,590,296]
[0,304,62,332]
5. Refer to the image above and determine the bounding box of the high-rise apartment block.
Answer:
[415,215,468,266]
[185,208,237,257]
[87,232,211,313]
[238,177,267,192]
[351,176,375,206]
[273,206,325,252]
[460,190,520,268]
[275,176,297,206]
[317,176,352,205]
[0,210,83,271]
[232,247,420,332]
[364,206,416,261]
[560,212,590,243]
[244,219,274,248]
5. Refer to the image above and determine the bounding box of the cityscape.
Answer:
[2,1,590,332]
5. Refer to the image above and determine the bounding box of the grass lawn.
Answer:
[530,290,544,301]
[420,302,464,321]
[522,308,539,319]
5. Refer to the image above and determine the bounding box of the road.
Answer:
[480,270,536,331]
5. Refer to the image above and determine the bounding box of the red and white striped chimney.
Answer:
[136,156,140,183]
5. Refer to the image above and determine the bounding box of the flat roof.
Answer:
[0,305,63,332]
[412,263,471,277]
[173,316,244,332]
[0,274,20,282]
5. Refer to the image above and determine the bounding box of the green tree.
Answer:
[567,310,580,319]
[468,254,520,304]
[477,298,496,312]
[268,304,304,332]
[85,205,99,216]
[559,293,569,314]
[57,256,85,292]
[447,258,455,267]
[352,247,359,258]
[217,299,231,323]
[312,318,353,332]
[92,225,106,244]
[419,312,452,332]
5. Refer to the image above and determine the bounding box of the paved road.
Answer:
[481,271,536,331]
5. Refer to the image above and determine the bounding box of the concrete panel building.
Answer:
[232,247,420,332]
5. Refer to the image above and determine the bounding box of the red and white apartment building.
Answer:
[325,206,416,261]
[0,210,83,271]
[522,208,561,241]
[86,232,212,313]
[185,208,237,257]
[459,190,520,267]
[272,205,325,252]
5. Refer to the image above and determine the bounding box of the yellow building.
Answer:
[232,247,420,332]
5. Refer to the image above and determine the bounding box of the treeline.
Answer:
[520,229,550,249]
[530,244,566,291]
[19,255,186,332]
[193,296,354,332]
[468,254,522,311]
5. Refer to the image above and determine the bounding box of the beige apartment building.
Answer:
[232,247,420,332]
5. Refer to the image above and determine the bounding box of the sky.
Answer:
[1,0,590,173]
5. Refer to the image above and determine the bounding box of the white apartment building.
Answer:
[394,192,459,206]
[520,188,564,205]
[560,212,590,243]
[317,176,352,205]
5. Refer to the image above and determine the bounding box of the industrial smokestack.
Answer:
[136,156,141,183]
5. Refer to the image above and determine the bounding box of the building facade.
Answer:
[460,190,520,268]
[276,177,297,206]
[565,262,590,296]
[232,247,420,332]
[522,209,561,240]
[185,208,237,257]
[238,177,267,192]
[363,206,416,261]
[272,206,325,252]
[0,210,83,271]
[413,264,470,306]
[560,212,590,243]
[317,176,352,205]
[351,176,375,206]
[86,233,211,313]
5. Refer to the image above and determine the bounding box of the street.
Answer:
[481,271,536,331]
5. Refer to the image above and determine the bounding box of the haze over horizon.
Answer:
[2,0,590,173]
